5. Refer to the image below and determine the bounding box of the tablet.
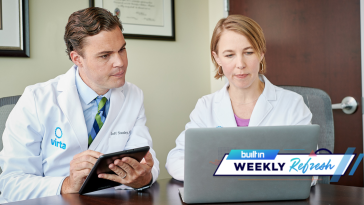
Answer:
[79,146,150,194]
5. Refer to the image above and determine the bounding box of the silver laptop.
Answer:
[180,125,320,204]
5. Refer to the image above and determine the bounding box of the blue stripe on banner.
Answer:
[227,150,279,160]
[349,154,364,176]
[330,147,355,183]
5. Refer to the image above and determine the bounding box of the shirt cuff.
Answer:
[56,177,67,195]
[134,177,153,191]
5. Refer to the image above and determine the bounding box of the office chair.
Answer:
[0,95,21,174]
[280,86,334,184]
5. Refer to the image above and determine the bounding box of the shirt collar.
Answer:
[75,66,111,105]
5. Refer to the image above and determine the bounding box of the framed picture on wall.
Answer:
[0,0,30,57]
[89,0,175,41]
[0,0,2,30]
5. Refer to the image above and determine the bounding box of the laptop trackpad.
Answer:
[179,188,185,202]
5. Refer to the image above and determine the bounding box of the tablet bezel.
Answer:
[79,146,150,194]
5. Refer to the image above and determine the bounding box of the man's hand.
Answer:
[61,150,103,194]
[98,151,154,188]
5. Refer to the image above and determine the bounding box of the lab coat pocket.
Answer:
[108,133,130,153]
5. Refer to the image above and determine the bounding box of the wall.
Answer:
[0,0,213,179]
[128,0,211,179]
[0,1,79,97]
[209,0,227,93]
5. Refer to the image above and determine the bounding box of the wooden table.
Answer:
[4,178,364,205]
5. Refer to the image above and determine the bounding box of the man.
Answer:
[0,7,159,202]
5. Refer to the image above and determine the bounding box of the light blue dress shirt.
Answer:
[75,67,111,136]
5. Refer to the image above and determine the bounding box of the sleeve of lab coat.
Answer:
[165,98,207,181]
[123,91,160,184]
[0,87,66,202]
[288,95,312,125]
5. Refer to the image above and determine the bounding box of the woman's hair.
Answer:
[210,15,267,79]
[64,7,123,60]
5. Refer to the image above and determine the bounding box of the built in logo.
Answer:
[241,150,265,158]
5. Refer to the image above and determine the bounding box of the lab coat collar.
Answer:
[215,75,276,127]
[57,65,89,151]
[215,84,237,127]
[57,65,126,151]
[57,65,77,92]
[249,75,275,126]
[259,75,276,101]
[75,66,111,105]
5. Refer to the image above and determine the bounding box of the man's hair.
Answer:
[64,7,123,60]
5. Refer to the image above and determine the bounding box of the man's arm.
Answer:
[0,88,65,202]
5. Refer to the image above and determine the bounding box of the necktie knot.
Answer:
[97,97,108,111]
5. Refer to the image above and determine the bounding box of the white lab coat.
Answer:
[0,66,160,202]
[166,75,312,181]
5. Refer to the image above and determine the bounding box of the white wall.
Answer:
[128,0,211,179]
[208,0,226,93]
[0,0,214,179]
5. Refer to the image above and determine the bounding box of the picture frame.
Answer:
[0,0,2,30]
[0,0,30,57]
[89,0,175,41]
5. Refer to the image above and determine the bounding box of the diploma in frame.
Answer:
[0,0,30,57]
[89,0,175,41]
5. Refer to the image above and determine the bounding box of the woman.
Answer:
[166,15,313,182]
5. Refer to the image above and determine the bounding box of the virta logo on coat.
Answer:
[51,127,67,150]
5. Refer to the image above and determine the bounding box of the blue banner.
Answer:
[227,149,279,160]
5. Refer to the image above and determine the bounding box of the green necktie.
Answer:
[88,97,107,147]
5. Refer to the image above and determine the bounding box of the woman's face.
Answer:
[213,30,263,90]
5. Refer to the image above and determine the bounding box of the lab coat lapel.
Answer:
[88,86,125,150]
[215,84,237,127]
[249,75,276,126]
[57,66,88,151]
[249,96,273,126]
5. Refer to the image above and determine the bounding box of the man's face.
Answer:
[74,27,128,95]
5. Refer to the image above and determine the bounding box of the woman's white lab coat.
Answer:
[166,75,312,181]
